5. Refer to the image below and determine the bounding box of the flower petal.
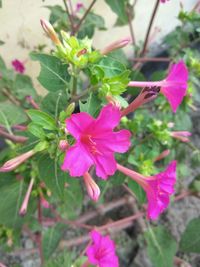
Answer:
[93,104,121,132]
[94,130,131,153]
[61,142,93,177]
[94,152,117,179]
[66,112,94,139]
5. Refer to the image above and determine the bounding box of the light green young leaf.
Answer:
[179,218,200,253]
[145,226,177,267]
[30,53,70,92]
[27,109,57,130]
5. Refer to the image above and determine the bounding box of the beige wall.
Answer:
[0,0,197,94]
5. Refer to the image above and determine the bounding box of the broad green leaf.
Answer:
[30,53,70,92]
[79,93,101,117]
[28,123,46,139]
[13,74,37,100]
[38,155,83,219]
[127,179,146,204]
[78,12,106,39]
[42,224,65,261]
[41,91,69,116]
[46,5,67,25]
[0,55,6,69]
[94,56,126,77]
[179,218,200,253]
[145,226,177,267]
[0,177,36,228]
[27,109,57,130]
[105,0,130,26]
[0,102,27,126]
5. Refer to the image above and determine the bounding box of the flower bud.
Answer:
[19,178,34,216]
[66,102,75,116]
[40,19,62,46]
[0,150,35,172]
[83,172,100,202]
[170,131,191,143]
[40,195,50,209]
[59,140,69,151]
[101,37,131,55]
[154,149,170,162]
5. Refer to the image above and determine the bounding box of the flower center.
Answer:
[80,134,102,155]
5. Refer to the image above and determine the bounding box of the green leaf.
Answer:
[79,93,101,117]
[94,56,126,77]
[105,0,129,26]
[189,175,200,192]
[78,12,106,39]
[42,224,65,261]
[0,40,4,45]
[27,109,57,130]
[179,218,200,253]
[41,91,69,116]
[127,179,146,204]
[13,74,37,100]
[0,102,27,126]
[145,226,177,267]
[0,55,6,70]
[44,250,73,267]
[30,53,70,92]
[28,123,46,139]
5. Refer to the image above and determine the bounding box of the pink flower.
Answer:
[86,230,119,267]
[75,2,84,13]
[83,172,100,201]
[160,0,170,3]
[117,161,177,220]
[127,60,189,113]
[12,59,25,74]
[170,131,191,142]
[61,104,131,179]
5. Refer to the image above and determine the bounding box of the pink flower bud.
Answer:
[19,178,34,216]
[170,131,191,142]
[0,150,35,172]
[83,172,100,202]
[40,19,62,46]
[59,140,69,151]
[154,149,170,162]
[101,37,131,55]
[40,196,50,209]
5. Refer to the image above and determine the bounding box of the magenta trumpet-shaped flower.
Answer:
[160,0,170,3]
[170,131,191,142]
[128,60,188,113]
[117,161,177,220]
[12,59,25,74]
[86,230,119,267]
[61,104,131,179]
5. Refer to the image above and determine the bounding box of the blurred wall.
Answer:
[0,0,197,94]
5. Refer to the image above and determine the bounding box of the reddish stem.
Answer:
[0,128,27,143]
[37,198,44,266]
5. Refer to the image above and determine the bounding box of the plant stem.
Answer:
[62,0,75,33]
[126,5,136,45]
[0,128,28,143]
[132,57,170,62]
[72,0,97,35]
[37,198,44,266]
[140,0,160,56]
[2,88,21,106]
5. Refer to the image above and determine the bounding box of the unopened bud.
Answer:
[154,149,170,162]
[83,172,100,202]
[40,19,62,46]
[0,150,35,172]
[59,140,69,151]
[66,102,75,116]
[170,131,191,143]
[40,195,50,209]
[101,37,131,55]
[19,178,34,216]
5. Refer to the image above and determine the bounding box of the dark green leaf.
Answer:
[28,123,46,139]
[127,179,146,204]
[13,74,37,100]
[27,109,57,130]
[79,93,101,117]
[105,0,129,26]
[78,12,106,39]
[42,224,65,261]
[145,226,177,267]
[179,218,200,253]
[30,53,70,92]
[0,102,27,126]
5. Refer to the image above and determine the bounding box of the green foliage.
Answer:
[79,92,101,117]
[0,102,27,126]
[105,0,131,26]
[27,109,57,131]
[179,218,200,253]
[13,74,37,100]
[78,12,106,39]
[42,223,65,261]
[30,53,70,92]
[127,180,146,203]
[44,250,73,267]
[145,226,177,267]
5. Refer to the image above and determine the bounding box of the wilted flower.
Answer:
[170,131,191,142]
[12,59,25,74]
[117,161,177,220]
[86,230,119,267]
[0,150,35,172]
[83,172,100,201]
[61,104,131,179]
[127,61,188,113]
